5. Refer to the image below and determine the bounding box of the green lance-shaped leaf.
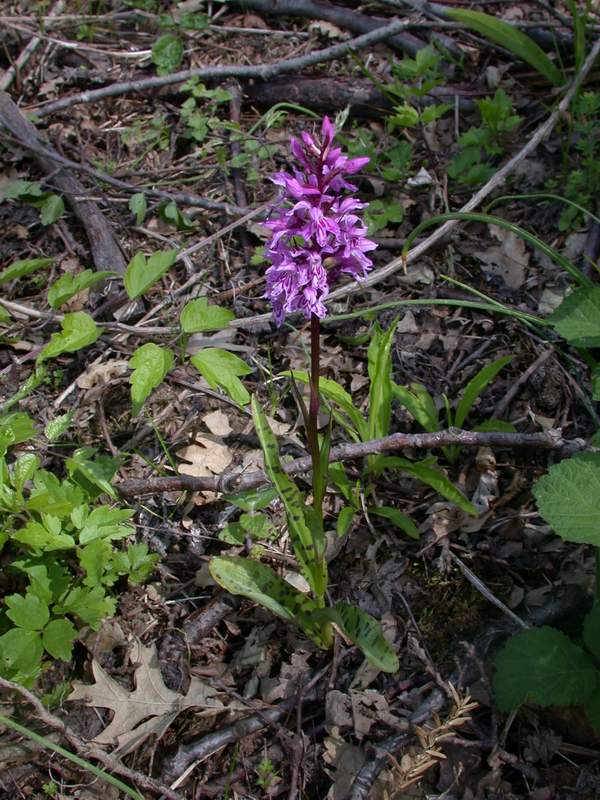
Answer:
[180,297,235,332]
[209,556,331,648]
[533,452,600,545]
[367,319,398,441]
[493,626,598,712]
[378,457,476,516]
[445,9,563,86]
[548,286,600,348]
[370,505,420,539]
[123,249,178,299]
[251,395,327,602]
[392,382,439,432]
[38,312,101,362]
[0,257,53,285]
[318,602,399,673]
[40,194,64,225]
[128,343,174,415]
[191,348,251,407]
[129,192,147,224]
[48,270,115,309]
[284,371,367,440]
[454,355,512,428]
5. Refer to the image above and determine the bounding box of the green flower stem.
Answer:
[309,313,324,526]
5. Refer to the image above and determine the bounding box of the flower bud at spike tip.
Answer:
[264,116,377,326]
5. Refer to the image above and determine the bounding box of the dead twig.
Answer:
[116,427,586,498]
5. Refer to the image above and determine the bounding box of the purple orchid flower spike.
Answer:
[264,116,376,326]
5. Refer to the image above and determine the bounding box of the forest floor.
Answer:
[1,0,600,798]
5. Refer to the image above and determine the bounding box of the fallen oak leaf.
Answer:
[68,639,224,753]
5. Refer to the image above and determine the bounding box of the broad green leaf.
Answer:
[0,305,9,323]
[159,200,194,230]
[12,521,75,553]
[180,297,235,332]
[379,456,476,515]
[44,412,73,442]
[125,542,159,584]
[446,8,563,86]
[0,412,36,453]
[39,312,100,362]
[54,585,116,630]
[533,453,600,544]
[79,539,112,586]
[583,604,600,662]
[48,270,114,309]
[12,561,70,605]
[128,343,174,415]
[2,179,44,199]
[0,257,53,285]
[6,592,50,630]
[209,556,330,647]
[66,448,119,500]
[42,618,77,661]
[191,348,251,406]
[494,626,597,711]
[0,628,43,686]
[454,355,512,428]
[152,33,184,75]
[223,486,278,513]
[323,602,399,673]
[11,453,39,495]
[474,419,517,433]
[370,505,420,539]
[28,471,84,518]
[251,396,327,600]
[337,506,356,537]
[77,506,134,544]
[368,320,398,440]
[124,249,178,299]
[392,382,439,432]
[549,287,600,347]
[40,194,64,225]
[284,371,367,439]
[129,192,147,224]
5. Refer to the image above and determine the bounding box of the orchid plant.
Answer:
[210,118,398,672]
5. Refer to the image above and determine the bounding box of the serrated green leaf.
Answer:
[454,355,512,428]
[124,249,178,299]
[79,538,111,586]
[39,312,100,362]
[533,453,600,545]
[78,506,134,544]
[128,343,173,415]
[446,8,563,86]
[27,471,84,517]
[125,542,159,584]
[223,486,278,513]
[44,412,73,442]
[583,604,600,662]
[2,179,44,200]
[548,287,600,348]
[66,448,119,500]
[284,371,367,440]
[322,602,399,673]
[180,297,235,332]
[12,560,70,605]
[42,618,77,661]
[48,270,114,309]
[0,257,53,285]
[191,348,251,406]
[0,628,43,686]
[209,556,330,647]
[6,592,50,630]
[368,320,398,441]
[53,585,116,630]
[152,33,184,75]
[493,626,597,711]
[40,194,64,225]
[252,396,327,601]
[11,453,39,495]
[12,521,75,553]
[370,505,420,539]
[129,192,147,224]
[379,456,476,515]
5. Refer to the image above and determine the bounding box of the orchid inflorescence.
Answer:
[264,116,377,326]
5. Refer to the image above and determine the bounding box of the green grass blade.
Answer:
[367,320,398,441]
[454,355,513,428]
[445,8,564,86]
[485,192,600,229]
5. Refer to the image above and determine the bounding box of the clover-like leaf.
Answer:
[124,249,178,299]
[180,297,235,333]
[191,348,251,406]
[39,312,101,362]
[48,270,114,309]
[0,257,53,285]
[128,343,174,415]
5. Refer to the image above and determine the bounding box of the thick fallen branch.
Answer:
[117,428,585,498]
[31,17,421,118]
[0,90,126,275]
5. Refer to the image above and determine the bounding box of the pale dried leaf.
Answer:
[202,409,232,436]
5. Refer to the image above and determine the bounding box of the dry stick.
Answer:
[31,17,422,118]
[0,91,127,275]
[0,677,182,800]
[0,0,65,91]
[233,39,600,331]
[116,428,585,498]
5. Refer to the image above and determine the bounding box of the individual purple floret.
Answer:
[264,116,377,326]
